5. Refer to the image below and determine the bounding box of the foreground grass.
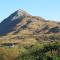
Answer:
[0,41,60,60]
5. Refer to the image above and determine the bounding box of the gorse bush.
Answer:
[16,42,60,60]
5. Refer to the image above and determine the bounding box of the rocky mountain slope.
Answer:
[0,9,60,36]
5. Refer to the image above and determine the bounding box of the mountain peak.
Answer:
[6,9,31,21]
[16,9,31,17]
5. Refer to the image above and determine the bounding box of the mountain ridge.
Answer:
[0,9,60,35]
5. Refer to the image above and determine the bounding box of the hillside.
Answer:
[0,9,60,42]
[0,9,60,35]
[0,9,60,60]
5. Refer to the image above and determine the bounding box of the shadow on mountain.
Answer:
[0,11,24,35]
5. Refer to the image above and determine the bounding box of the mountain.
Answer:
[0,9,60,60]
[0,9,60,35]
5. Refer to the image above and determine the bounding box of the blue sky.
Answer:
[0,0,60,22]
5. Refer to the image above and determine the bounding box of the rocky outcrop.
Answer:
[48,26,60,33]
